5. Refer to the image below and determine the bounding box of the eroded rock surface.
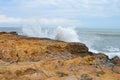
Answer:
[0,32,119,80]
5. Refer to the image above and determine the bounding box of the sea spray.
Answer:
[55,26,80,42]
[22,25,80,42]
[22,24,48,38]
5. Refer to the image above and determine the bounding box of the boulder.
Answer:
[111,56,120,66]
[94,53,109,60]
[66,42,89,54]
[0,32,7,34]
[9,31,18,35]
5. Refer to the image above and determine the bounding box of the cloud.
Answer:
[12,0,120,17]
[0,14,22,23]
[22,17,80,27]
[0,0,120,18]
[0,14,80,27]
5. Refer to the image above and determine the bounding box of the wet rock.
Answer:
[94,53,109,60]
[111,56,120,66]
[88,51,94,56]
[94,53,109,65]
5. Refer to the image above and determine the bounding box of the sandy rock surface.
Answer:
[0,32,119,80]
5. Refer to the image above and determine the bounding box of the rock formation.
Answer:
[0,32,119,80]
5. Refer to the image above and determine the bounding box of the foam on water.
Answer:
[103,46,120,59]
[105,46,120,52]
[88,47,120,59]
[104,52,120,59]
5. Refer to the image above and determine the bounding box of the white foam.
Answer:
[55,26,80,42]
[89,48,99,53]
[105,46,120,52]
[22,25,79,42]
[22,24,48,38]
[102,46,120,58]
[89,48,120,59]
[104,52,120,59]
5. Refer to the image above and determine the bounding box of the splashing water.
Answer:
[55,26,79,42]
[22,25,79,42]
[22,25,48,38]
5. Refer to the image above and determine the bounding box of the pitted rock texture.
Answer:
[0,32,119,80]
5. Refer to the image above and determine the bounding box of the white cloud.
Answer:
[23,17,80,26]
[0,14,80,27]
[0,15,22,23]
[12,0,120,17]
[39,18,80,26]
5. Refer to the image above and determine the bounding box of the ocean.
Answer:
[0,26,120,58]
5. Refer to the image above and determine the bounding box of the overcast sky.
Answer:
[0,0,120,28]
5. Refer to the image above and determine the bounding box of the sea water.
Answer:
[76,28,120,58]
[0,26,120,58]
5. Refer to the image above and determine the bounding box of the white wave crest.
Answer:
[55,26,79,42]
[22,25,79,42]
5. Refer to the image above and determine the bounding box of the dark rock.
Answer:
[15,70,23,76]
[9,32,18,35]
[111,56,120,66]
[94,53,109,67]
[66,42,89,56]
[81,74,93,80]
[56,71,68,77]
[94,53,109,64]
[94,53,109,60]
[88,51,94,55]
[0,32,7,34]
[24,68,37,75]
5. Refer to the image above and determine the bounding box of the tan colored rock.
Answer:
[0,32,119,80]
[0,32,89,62]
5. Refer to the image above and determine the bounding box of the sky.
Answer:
[0,0,120,28]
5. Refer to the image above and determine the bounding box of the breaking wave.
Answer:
[22,25,79,42]
[55,26,79,42]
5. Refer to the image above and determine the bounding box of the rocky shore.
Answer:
[0,32,119,80]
